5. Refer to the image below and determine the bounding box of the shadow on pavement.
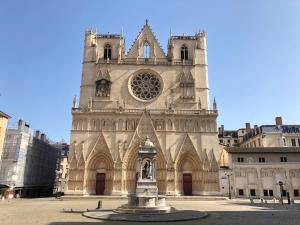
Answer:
[48,208,300,225]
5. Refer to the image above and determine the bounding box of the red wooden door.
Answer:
[183,173,192,196]
[96,173,105,195]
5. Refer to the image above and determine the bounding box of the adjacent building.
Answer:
[0,111,10,161]
[221,147,300,200]
[219,117,300,148]
[67,21,221,196]
[218,116,300,199]
[0,120,59,197]
[53,141,69,193]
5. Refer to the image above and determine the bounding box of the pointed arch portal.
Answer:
[122,143,167,194]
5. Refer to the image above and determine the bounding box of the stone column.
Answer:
[153,157,156,180]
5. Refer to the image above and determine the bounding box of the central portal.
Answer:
[96,173,105,195]
[117,136,171,213]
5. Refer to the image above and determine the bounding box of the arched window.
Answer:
[143,42,150,59]
[104,44,112,60]
[181,45,188,60]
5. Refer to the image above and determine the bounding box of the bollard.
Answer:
[96,200,102,209]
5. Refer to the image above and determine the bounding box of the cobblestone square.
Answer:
[0,198,299,225]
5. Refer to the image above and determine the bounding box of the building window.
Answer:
[269,190,274,196]
[283,138,286,146]
[237,157,244,163]
[180,45,188,60]
[219,139,223,143]
[291,138,296,146]
[259,157,265,163]
[258,138,261,147]
[234,140,238,143]
[250,189,256,196]
[227,139,230,143]
[280,157,287,162]
[264,189,273,197]
[294,189,299,197]
[130,72,161,101]
[143,41,150,59]
[282,189,287,197]
[104,44,112,60]
[238,189,244,196]
[298,139,300,147]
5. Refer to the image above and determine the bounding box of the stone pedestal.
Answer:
[117,137,171,214]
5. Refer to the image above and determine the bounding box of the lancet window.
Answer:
[104,44,112,60]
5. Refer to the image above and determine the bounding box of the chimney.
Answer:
[245,123,251,131]
[18,119,25,131]
[35,130,41,139]
[275,116,283,126]
[41,133,47,142]
[218,125,224,135]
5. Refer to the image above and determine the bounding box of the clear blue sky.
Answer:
[1,0,300,142]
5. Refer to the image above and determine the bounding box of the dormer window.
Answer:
[104,44,112,60]
[143,41,150,59]
[181,45,188,60]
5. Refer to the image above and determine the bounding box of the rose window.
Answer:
[130,73,161,100]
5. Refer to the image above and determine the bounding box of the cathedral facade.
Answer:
[67,21,220,196]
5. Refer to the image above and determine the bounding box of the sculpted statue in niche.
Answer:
[95,69,111,97]
[142,158,152,179]
[95,79,111,97]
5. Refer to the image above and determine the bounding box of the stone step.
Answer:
[62,195,227,201]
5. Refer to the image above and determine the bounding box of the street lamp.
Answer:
[225,171,233,199]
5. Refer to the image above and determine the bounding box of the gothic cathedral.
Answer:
[67,21,220,196]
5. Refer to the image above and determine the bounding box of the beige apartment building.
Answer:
[220,147,300,200]
[67,21,221,196]
[240,117,300,148]
[218,117,300,199]
[0,111,10,162]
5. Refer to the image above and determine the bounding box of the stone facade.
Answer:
[220,147,300,200]
[67,21,220,196]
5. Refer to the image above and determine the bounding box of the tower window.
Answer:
[181,45,188,60]
[104,44,112,60]
[143,41,150,59]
